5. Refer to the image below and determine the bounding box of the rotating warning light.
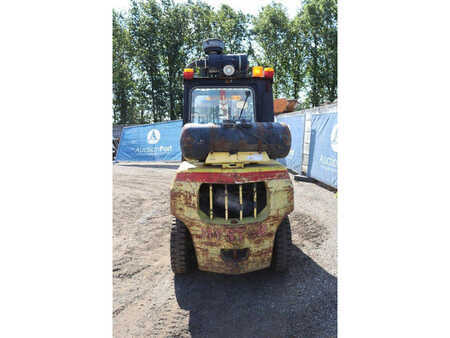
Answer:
[252,66,264,77]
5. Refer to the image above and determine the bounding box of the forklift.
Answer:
[170,39,294,274]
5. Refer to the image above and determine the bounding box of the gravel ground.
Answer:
[113,162,337,337]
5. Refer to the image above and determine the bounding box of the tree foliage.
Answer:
[300,0,337,106]
[253,3,290,98]
[113,10,135,124]
[112,0,337,124]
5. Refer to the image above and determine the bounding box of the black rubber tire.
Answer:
[170,217,196,274]
[271,217,292,272]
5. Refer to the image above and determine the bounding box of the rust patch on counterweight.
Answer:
[170,162,294,274]
[175,170,289,184]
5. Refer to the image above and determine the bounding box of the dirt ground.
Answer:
[113,162,337,337]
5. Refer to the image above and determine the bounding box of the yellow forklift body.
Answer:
[170,160,294,274]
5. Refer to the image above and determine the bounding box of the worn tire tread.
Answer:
[271,217,292,272]
[170,217,196,274]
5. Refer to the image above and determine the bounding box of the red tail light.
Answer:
[183,68,194,80]
[264,67,274,79]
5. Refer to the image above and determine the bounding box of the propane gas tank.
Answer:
[180,122,291,161]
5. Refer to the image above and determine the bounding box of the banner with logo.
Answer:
[307,112,337,188]
[275,113,305,173]
[115,120,183,162]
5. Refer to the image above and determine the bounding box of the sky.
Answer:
[112,0,302,18]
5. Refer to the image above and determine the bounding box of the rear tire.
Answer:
[170,217,196,274]
[271,217,292,272]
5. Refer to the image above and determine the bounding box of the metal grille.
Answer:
[199,182,266,220]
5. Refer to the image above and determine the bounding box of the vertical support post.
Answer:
[239,184,243,220]
[225,184,228,220]
[302,111,311,175]
[253,183,257,218]
[209,184,213,220]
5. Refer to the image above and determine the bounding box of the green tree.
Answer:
[160,0,190,120]
[253,3,291,98]
[300,0,337,106]
[320,0,337,103]
[128,0,166,122]
[132,74,152,123]
[185,1,215,59]
[287,14,306,100]
[300,2,322,106]
[113,9,135,124]
[213,5,252,55]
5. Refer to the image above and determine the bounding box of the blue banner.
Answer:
[115,120,183,162]
[307,113,337,188]
[276,114,305,173]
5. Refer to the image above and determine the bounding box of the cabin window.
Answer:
[191,87,255,124]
